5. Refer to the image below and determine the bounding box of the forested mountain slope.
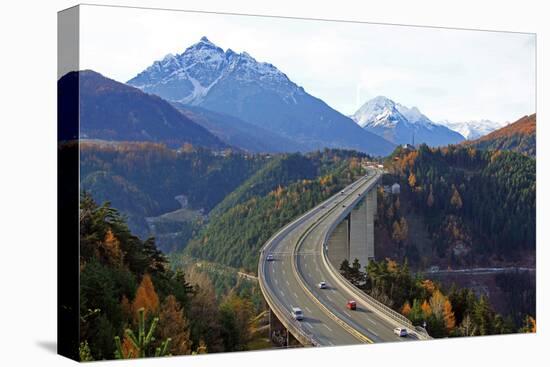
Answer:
[465,114,536,157]
[79,141,266,240]
[185,151,368,271]
[383,144,535,265]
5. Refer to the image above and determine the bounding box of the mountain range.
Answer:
[127,37,395,156]
[63,37,523,155]
[438,119,505,140]
[351,96,465,147]
[63,70,228,149]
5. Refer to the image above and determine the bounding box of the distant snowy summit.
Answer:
[128,36,302,105]
[437,119,506,140]
[352,96,464,147]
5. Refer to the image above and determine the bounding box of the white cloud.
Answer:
[79,5,536,123]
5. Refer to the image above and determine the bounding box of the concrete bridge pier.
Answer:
[349,197,368,269]
[365,188,377,264]
[327,214,350,270]
[327,185,378,271]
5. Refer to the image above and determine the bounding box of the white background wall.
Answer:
[0,0,547,366]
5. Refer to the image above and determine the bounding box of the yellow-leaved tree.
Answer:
[101,229,124,266]
[158,295,192,355]
[450,185,463,209]
[132,274,159,319]
[401,301,411,317]
[443,299,456,332]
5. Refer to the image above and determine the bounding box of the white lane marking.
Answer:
[325,295,333,302]
[305,307,312,313]
[304,322,313,329]
[304,263,307,267]
[370,330,379,338]
[344,311,352,317]
[286,280,290,286]
[274,279,278,285]
[308,272,312,278]
[282,269,286,275]
[323,324,333,332]
[280,291,285,297]
[294,292,298,298]
[367,318,377,326]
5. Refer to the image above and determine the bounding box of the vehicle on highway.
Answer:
[266,254,274,262]
[318,281,327,289]
[394,327,408,337]
[291,307,304,321]
[346,300,357,310]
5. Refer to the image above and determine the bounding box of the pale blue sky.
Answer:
[80,4,536,123]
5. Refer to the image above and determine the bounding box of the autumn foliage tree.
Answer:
[429,290,446,317]
[157,295,192,355]
[219,293,254,352]
[392,217,408,248]
[408,172,417,188]
[101,229,124,267]
[401,301,411,317]
[132,274,159,319]
[426,185,434,208]
[450,185,463,210]
[187,269,223,353]
[520,316,536,333]
[443,300,456,332]
[421,300,432,317]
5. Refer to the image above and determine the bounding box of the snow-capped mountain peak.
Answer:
[128,36,299,105]
[199,36,215,45]
[352,96,408,129]
[352,96,465,147]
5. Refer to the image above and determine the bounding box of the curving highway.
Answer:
[259,169,422,346]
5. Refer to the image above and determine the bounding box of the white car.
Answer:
[318,281,327,289]
[394,327,408,337]
[266,254,274,262]
[292,307,304,321]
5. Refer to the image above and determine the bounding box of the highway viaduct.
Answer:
[258,168,430,347]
